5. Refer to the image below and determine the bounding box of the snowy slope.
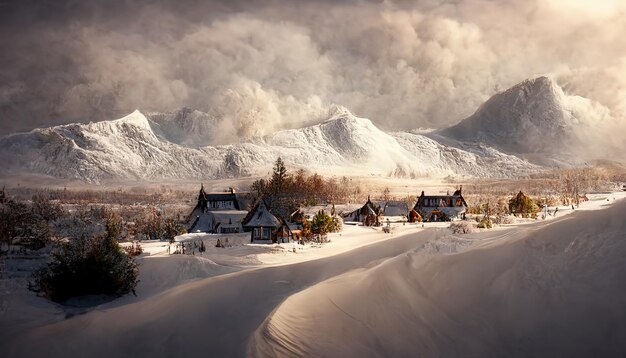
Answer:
[146,108,220,147]
[438,76,611,159]
[0,106,540,183]
[252,199,626,357]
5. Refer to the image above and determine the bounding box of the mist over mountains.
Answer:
[0,77,620,183]
[2,0,626,139]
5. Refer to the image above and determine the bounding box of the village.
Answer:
[1,161,626,357]
[157,158,624,263]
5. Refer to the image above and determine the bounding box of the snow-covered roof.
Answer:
[382,201,409,217]
[299,204,360,218]
[188,210,248,233]
[243,201,280,228]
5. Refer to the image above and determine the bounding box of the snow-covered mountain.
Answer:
[438,76,613,162]
[0,105,539,183]
[145,108,219,147]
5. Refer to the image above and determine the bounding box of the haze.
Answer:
[1,0,625,144]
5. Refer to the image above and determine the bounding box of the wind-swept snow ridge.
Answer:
[252,199,626,357]
[0,105,540,183]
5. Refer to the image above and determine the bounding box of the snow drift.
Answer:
[251,200,626,357]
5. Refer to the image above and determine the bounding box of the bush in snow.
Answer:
[307,210,342,243]
[123,241,143,258]
[508,191,538,218]
[449,221,478,234]
[493,214,515,225]
[31,235,139,302]
[477,217,493,229]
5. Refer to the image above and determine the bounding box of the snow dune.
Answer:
[3,229,438,357]
[252,199,626,357]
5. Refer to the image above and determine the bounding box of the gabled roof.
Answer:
[382,201,409,216]
[194,184,243,210]
[242,200,280,228]
[415,190,468,208]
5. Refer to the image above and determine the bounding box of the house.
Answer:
[188,185,248,233]
[275,217,304,244]
[343,196,382,226]
[241,200,281,242]
[413,186,468,222]
[381,200,409,218]
[293,203,360,222]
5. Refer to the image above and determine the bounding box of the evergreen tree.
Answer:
[270,157,288,193]
[32,235,139,302]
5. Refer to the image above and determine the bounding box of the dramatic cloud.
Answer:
[1,0,625,151]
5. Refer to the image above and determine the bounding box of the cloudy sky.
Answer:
[1,0,625,139]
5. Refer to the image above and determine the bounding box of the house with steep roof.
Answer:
[343,196,382,226]
[241,200,281,242]
[188,185,248,233]
[413,186,468,222]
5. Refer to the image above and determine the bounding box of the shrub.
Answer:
[477,218,493,229]
[124,241,143,258]
[309,210,342,243]
[508,191,538,218]
[31,236,139,302]
[449,221,477,234]
[493,214,514,225]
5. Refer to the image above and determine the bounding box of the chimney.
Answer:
[420,191,425,196]
[229,187,235,194]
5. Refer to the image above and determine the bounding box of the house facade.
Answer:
[413,187,468,222]
[343,196,382,226]
[241,200,281,242]
[188,185,248,233]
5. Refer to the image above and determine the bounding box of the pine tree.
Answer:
[270,157,288,193]
[32,235,139,302]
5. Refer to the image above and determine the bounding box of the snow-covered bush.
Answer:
[449,221,478,234]
[493,214,515,225]
[477,218,493,229]
[31,236,139,302]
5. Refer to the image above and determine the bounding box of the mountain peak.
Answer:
[439,76,573,156]
[507,76,564,104]
[114,110,151,130]
[327,104,354,120]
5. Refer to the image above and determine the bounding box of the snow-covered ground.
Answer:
[1,191,625,357]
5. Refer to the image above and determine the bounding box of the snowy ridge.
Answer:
[0,106,541,183]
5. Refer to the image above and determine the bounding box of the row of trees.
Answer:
[250,158,363,217]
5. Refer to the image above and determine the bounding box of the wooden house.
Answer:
[275,217,304,244]
[241,200,281,242]
[343,196,382,226]
[413,186,468,222]
[188,185,248,233]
